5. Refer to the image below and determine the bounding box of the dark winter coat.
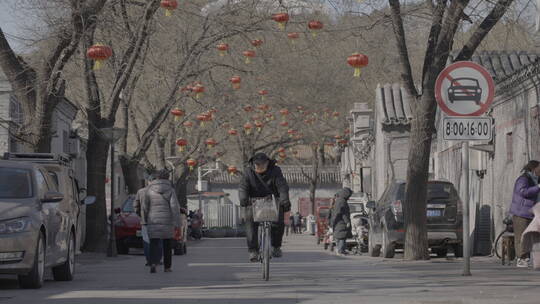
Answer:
[331,188,353,240]
[239,157,291,212]
[134,179,181,239]
[510,174,540,219]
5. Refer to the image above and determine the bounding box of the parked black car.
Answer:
[447,77,482,105]
[366,180,463,258]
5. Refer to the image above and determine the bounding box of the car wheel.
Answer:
[53,233,75,281]
[433,248,448,258]
[381,226,395,258]
[18,233,45,289]
[453,244,463,258]
[116,239,129,255]
[368,229,381,257]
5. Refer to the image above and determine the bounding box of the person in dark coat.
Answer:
[331,188,353,255]
[509,160,540,268]
[239,152,291,262]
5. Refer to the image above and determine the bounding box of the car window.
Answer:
[394,182,456,200]
[0,167,33,199]
[122,197,135,213]
[47,171,60,191]
[35,170,50,198]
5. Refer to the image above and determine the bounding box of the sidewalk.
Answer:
[0,234,538,304]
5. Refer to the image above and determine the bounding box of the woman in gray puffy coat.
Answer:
[331,188,353,255]
[135,169,181,273]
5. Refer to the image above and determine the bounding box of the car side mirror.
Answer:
[42,191,64,203]
[83,196,96,205]
[366,201,376,210]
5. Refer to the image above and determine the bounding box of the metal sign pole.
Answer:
[462,141,471,276]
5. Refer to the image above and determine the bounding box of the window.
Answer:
[0,168,32,198]
[35,170,50,198]
[47,172,59,191]
[506,132,513,163]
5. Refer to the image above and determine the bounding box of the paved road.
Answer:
[1,234,539,304]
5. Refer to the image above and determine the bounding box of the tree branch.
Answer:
[388,0,419,98]
[455,0,515,61]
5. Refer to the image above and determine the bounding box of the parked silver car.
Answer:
[0,159,93,288]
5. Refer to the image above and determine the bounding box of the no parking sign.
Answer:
[435,61,495,117]
[436,61,495,141]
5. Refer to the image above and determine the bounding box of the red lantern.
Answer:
[280,121,289,127]
[228,129,238,136]
[265,113,275,121]
[205,138,218,149]
[287,32,300,43]
[230,76,241,90]
[243,105,254,112]
[325,142,335,147]
[244,122,253,135]
[279,108,290,116]
[255,121,264,132]
[308,20,323,36]
[278,147,286,153]
[258,89,268,101]
[243,50,256,64]
[258,104,270,112]
[192,83,205,99]
[197,113,211,127]
[278,152,287,160]
[176,138,188,152]
[347,53,369,77]
[251,39,263,47]
[217,43,229,56]
[160,0,178,17]
[186,158,197,171]
[227,166,238,176]
[287,129,296,137]
[272,13,289,30]
[183,121,193,130]
[170,108,185,121]
[86,44,112,70]
[332,111,340,119]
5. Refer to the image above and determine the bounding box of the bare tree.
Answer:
[388,0,515,260]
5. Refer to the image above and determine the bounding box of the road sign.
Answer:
[435,61,495,117]
[443,116,492,141]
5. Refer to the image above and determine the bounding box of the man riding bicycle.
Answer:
[239,153,291,262]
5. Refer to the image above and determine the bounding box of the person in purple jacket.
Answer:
[510,160,540,268]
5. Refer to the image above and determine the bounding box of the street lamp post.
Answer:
[100,127,126,258]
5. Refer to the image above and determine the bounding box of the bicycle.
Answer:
[258,221,272,281]
[252,195,278,281]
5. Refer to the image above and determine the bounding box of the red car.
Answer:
[114,195,143,254]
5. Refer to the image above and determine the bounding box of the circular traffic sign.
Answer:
[435,61,495,117]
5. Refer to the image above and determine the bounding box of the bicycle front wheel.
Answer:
[263,223,271,281]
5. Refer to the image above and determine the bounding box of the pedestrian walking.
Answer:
[293,212,303,234]
[135,174,163,267]
[289,213,295,234]
[331,188,353,256]
[239,152,291,262]
[134,169,181,273]
[509,160,540,268]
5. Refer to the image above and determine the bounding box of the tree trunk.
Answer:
[83,128,110,252]
[403,91,437,260]
[119,155,143,194]
[309,144,320,215]
[175,167,190,209]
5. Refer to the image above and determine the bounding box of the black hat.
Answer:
[251,152,270,165]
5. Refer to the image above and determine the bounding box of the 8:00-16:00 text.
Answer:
[445,121,490,136]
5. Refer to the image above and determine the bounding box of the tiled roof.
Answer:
[449,51,539,81]
[375,83,413,126]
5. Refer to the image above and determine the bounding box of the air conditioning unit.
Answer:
[67,138,81,157]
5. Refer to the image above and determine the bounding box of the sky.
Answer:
[0,0,24,51]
